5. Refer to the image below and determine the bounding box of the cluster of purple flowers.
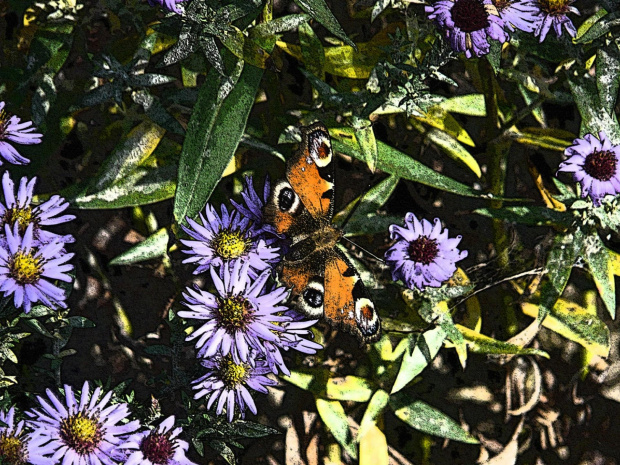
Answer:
[426,0,579,58]
[0,381,196,465]
[178,177,322,422]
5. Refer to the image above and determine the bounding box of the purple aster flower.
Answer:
[0,223,74,313]
[0,407,53,465]
[147,0,187,14]
[0,171,75,245]
[192,355,277,422]
[426,0,509,58]
[385,214,467,290]
[117,416,197,465]
[230,175,281,241]
[0,101,42,166]
[493,0,541,32]
[178,260,291,365]
[534,0,578,42]
[25,381,141,465]
[557,131,620,206]
[180,203,280,276]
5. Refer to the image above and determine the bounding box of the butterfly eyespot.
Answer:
[296,280,324,318]
[273,180,301,214]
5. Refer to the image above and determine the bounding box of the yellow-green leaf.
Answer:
[316,399,357,459]
[325,376,373,402]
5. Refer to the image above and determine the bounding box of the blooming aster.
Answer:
[181,203,280,276]
[178,260,291,365]
[0,171,75,245]
[385,214,467,290]
[493,0,541,32]
[147,0,187,14]
[0,101,42,166]
[117,416,197,465]
[534,0,578,42]
[26,381,141,465]
[426,0,508,58]
[0,223,74,313]
[230,175,281,241]
[193,355,277,422]
[557,131,620,206]
[0,407,53,465]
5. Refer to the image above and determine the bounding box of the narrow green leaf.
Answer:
[325,376,373,402]
[331,135,486,199]
[426,129,481,178]
[391,327,446,394]
[596,44,620,115]
[390,395,479,444]
[583,234,616,318]
[144,345,174,356]
[371,0,391,22]
[352,117,378,173]
[110,228,169,266]
[173,59,263,226]
[299,21,325,80]
[574,8,609,42]
[537,231,583,322]
[65,317,96,329]
[438,94,486,117]
[21,319,53,339]
[487,40,502,74]
[573,10,620,44]
[474,206,572,227]
[316,399,357,459]
[230,421,279,438]
[293,0,355,48]
[208,439,236,465]
[457,325,549,357]
[358,389,390,441]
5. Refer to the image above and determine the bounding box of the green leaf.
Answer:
[522,291,610,357]
[583,234,616,319]
[456,325,549,357]
[390,395,479,444]
[66,317,96,329]
[144,345,174,356]
[371,0,391,22]
[438,94,486,117]
[510,127,574,151]
[110,228,169,266]
[173,59,264,226]
[358,389,390,441]
[573,10,620,44]
[299,21,325,80]
[574,8,609,42]
[487,39,502,74]
[351,117,378,173]
[425,129,481,178]
[316,399,357,459]
[293,0,355,48]
[232,421,280,438]
[596,44,620,115]
[331,134,486,199]
[21,319,53,339]
[474,206,572,227]
[325,376,373,402]
[391,327,446,394]
[208,439,236,465]
[537,231,583,322]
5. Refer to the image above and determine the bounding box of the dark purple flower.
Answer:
[557,131,620,206]
[426,0,508,58]
[0,101,42,166]
[385,214,467,290]
[192,355,277,422]
[178,261,291,365]
[181,203,280,276]
[230,175,281,241]
[26,381,141,465]
[493,0,541,32]
[0,407,53,465]
[534,0,578,42]
[147,0,187,14]
[0,223,74,313]
[118,416,196,465]
[0,171,75,245]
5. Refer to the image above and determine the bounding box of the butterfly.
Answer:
[263,122,381,344]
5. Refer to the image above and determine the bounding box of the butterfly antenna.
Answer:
[342,236,385,263]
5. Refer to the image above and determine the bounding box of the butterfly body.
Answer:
[263,122,381,344]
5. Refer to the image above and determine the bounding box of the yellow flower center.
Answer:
[59,413,103,455]
[219,357,250,388]
[538,0,571,15]
[0,434,28,464]
[9,251,43,284]
[212,229,250,260]
[0,109,9,136]
[217,296,253,330]
[4,207,35,234]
